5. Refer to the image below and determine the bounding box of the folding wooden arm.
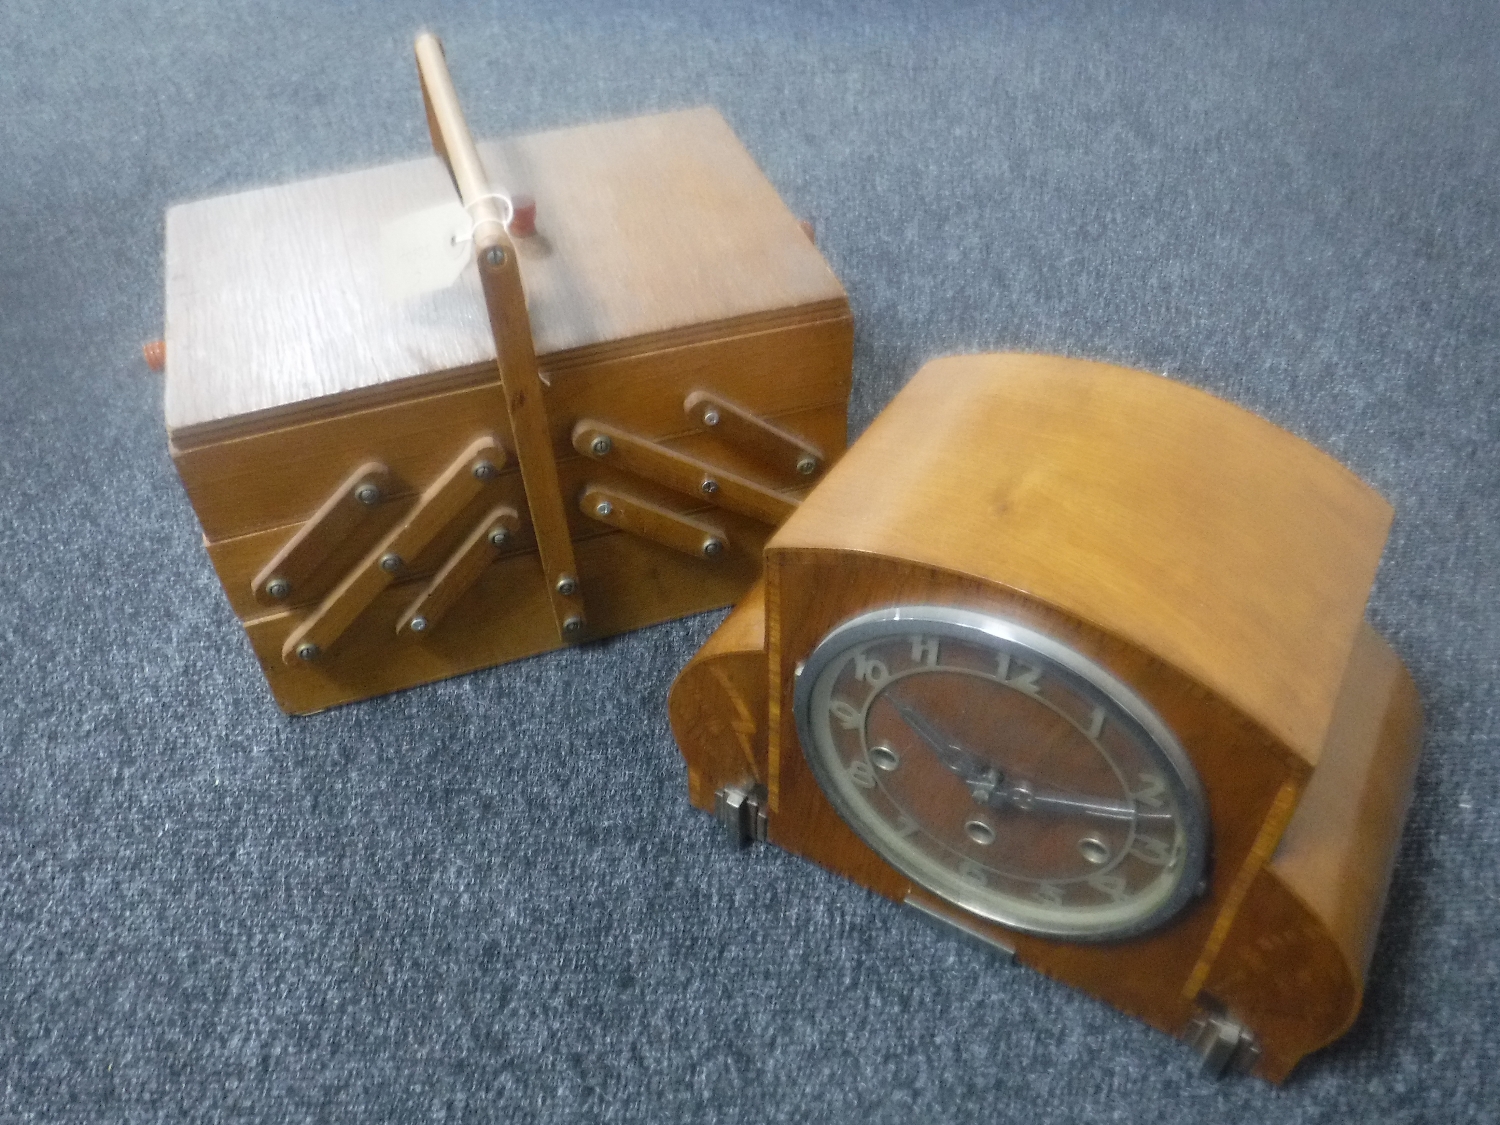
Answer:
[281,435,505,664]
[253,461,391,606]
[572,420,799,526]
[397,505,521,636]
[579,484,729,560]
[684,390,824,480]
[414,32,586,641]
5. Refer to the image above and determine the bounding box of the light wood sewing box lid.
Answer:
[164,107,846,450]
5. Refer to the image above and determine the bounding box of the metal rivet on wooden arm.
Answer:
[580,484,729,560]
[252,461,392,607]
[397,504,521,637]
[281,435,505,664]
[684,389,825,480]
[572,420,799,527]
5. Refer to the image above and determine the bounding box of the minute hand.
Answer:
[883,693,1169,823]
[997,785,1169,822]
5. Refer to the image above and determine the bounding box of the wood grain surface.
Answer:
[684,389,824,476]
[280,434,508,663]
[578,484,730,560]
[1199,621,1423,1082]
[769,353,1393,769]
[172,316,851,541]
[198,401,844,621]
[476,217,585,639]
[250,460,392,606]
[163,107,845,444]
[670,352,1420,1083]
[395,505,521,636]
[571,420,800,526]
[244,517,773,715]
[668,580,770,812]
[1268,624,1423,981]
[164,93,852,710]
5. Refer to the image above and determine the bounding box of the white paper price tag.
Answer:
[379,201,472,301]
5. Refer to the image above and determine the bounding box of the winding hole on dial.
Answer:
[1077,835,1111,865]
[964,819,996,846]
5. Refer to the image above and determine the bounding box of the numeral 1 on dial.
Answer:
[1085,706,1105,740]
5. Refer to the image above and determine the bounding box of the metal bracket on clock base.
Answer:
[714,783,768,847]
[1185,1002,1262,1078]
[903,894,1017,963]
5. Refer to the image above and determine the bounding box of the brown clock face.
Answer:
[794,607,1211,941]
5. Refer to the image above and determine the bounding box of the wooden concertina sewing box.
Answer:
[160,35,853,714]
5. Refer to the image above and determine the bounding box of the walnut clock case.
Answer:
[669,352,1422,1082]
[160,35,851,714]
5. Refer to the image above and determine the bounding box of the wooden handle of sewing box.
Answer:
[414,31,509,239]
[411,31,588,641]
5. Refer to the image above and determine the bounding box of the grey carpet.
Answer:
[2,0,1497,1120]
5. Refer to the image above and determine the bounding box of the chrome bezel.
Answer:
[793,605,1211,942]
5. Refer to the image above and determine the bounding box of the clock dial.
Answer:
[794,607,1210,940]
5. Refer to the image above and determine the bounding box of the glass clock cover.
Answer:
[794,606,1210,941]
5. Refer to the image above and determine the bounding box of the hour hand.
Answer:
[884,692,992,780]
[965,767,1004,805]
[884,693,1167,823]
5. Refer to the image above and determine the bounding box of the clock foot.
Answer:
[1185,1003,1263,1078]
[714,783,768,847]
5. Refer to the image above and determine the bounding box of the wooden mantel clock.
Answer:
[668,352,1422,1082]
